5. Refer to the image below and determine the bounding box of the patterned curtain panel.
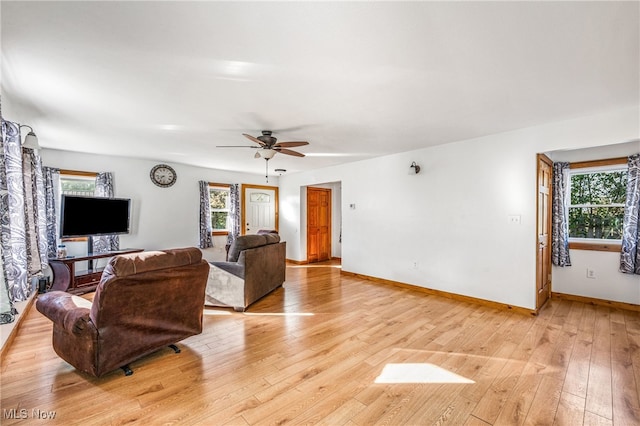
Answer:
[0,121,19,322]
[198,180,213,249]
[92,172,120,253]
[227,183,240,246]
[620,154,640,275]
[551,162,572,267]
[42,167,60,259]
[0,119,47,303]
[22,148,48,275]
[0,244,17,324]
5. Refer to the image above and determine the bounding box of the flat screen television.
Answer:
[60,195,131,238]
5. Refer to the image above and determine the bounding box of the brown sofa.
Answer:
[36,247,209,377]
[206,234,286,311]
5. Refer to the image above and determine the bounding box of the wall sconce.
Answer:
[19,125,40,150]
[409,161,421,174]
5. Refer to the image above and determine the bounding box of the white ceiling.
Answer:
[2,1,638,176]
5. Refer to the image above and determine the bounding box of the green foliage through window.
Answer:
[209,186,230,231]
[568,169,627,240]
[61,177,95,196]
[211,212,228,230]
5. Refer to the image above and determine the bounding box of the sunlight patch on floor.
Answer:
[203,309,233,316]
[375,363,475,384]
[287,264,342,269]
[243,312,315,317]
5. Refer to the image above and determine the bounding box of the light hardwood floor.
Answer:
[1,261,639,425]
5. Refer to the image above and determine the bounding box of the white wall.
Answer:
[553,251,639,304]
[279,106,639,310]
[548,140,640,305]
[40,149,274,264]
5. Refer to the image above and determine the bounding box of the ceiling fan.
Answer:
[217,131,310,182]
[217,130,309,159]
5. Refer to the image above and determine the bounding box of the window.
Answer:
[209,183,230,234]
[60,170,97,196]
[568,159,627,247]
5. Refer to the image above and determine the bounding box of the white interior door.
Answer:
[243,186,277,235]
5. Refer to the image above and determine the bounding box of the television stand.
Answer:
[48,248,144,294]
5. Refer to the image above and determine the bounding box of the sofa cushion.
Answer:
[227,234,281,262]
[257,229,278,234]
[263,233,280,244]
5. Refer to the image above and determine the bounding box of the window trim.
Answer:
[208,182,231,236]
[60,169,98,178]
[567,157,627,252]
[569,157,627,170]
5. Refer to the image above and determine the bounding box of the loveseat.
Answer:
[36,247,209,377]
[206,233,286,311]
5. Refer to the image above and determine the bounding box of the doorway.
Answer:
[306,187,331,263]
[241,184,278,235]
[536,154,553,310]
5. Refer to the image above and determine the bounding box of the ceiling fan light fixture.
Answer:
[254,151,261,158]
[262,149,277,160]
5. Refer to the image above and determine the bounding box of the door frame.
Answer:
[306,186,332,263]
[536,153,553,311]
[241,184,279,235]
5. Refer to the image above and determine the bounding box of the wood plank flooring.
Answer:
[1,261,639,425]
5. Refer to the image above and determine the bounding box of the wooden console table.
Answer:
[48,248,143,294]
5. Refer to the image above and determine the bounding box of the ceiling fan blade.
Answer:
[216,145,259,148]
[274,141,309,148]
[276,148,305,157]
[242,133,266,146]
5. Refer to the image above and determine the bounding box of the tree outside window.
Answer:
[568,168,627,240]
[61,175,96,196]
[209,184,230,233]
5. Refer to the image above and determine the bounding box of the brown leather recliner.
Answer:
[36,247,209,377]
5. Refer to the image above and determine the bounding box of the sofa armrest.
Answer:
[36,291,93,335]
[210,261,245,278]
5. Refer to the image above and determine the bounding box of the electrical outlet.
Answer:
[412,261,419,269]
[508,215,521,224]
[586,268,596,279]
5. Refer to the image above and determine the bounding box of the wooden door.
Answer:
[242,185,278,235]
[536,154,553,310]
[307,187,331,263]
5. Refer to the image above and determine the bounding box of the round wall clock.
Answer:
[150,164,177,188]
